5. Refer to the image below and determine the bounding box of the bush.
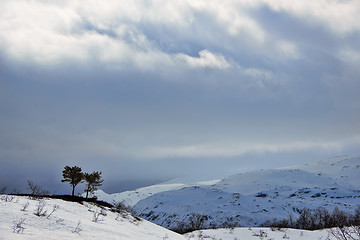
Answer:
[261,206,360,231]
[72,221,82,234]
[328,225,360,240]
[171,213,208,234]
[34,200,47,217]
[12,218,26,234]
[113,201,141,222]
[114,201,134,214]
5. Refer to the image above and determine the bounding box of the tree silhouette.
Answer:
[61,166,83,196]
[83,171,104,198]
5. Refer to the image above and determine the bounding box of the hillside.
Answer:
[0,195,184,240]
[132,156,360,229]
[88,180,219,207]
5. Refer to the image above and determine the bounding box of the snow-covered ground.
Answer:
[185,227,345,240]
[0,195,350,240]
[0,195,184,240]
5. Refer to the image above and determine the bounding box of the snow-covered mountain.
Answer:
[88,179,220,207]
[132,155,360,229]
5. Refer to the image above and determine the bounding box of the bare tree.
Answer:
[27,180,49,196]
[0,186,6,194]
[188,213,207,231]
[328,226,360,240]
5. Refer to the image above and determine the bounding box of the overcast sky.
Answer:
[1,0,360,194]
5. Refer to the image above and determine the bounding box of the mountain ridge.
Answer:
[131,155,360,229]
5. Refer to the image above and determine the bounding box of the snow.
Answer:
[132,155,360,229]
[88,180,220,207]
[0,195,184,240]
[3,155,358,239]
[295,155,360,188]
[185,227,342,240]
[0,195,351,239]
[215,168,338,195]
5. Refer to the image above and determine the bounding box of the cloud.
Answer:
[0,0,301,69]
[177,49,230,69]
[244,68,272,80]
[338,48,360,64]
[263,0,360,36]
[133,136,360,160]
[1,0,357,78]
[276,41,300,60]
[1,0,360,193]
[189,1,266,44]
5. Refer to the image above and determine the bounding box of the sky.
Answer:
[1,0,360,194]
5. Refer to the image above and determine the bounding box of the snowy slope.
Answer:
[214,168,339,195]
[185,227,350,240]
[0,195,185,240]
[88,180,219,207]
[294,155,360,188]
[133,155,360,229]
[215,155,360,194]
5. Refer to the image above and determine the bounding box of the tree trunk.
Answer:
[86,190,89,199]
[72,185,75,196]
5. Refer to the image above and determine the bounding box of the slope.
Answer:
[133,155,360,229]
[88,179,219,207]
[0,195,185,240]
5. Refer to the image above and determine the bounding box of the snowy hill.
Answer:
[295,155,360,188]
[0,195,185,240]
[132,156,360,229]
[88,180,219,207]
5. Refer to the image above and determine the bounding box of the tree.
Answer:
[27,180,39,195]
[61,166,83,196]
[27,180,49,196]
[188,213,207,231]
[83,171,104,198]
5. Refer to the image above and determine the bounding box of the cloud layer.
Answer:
[1,0,360,193]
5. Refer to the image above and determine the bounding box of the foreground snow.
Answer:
[0,195,184,240]
[186,227,340,240]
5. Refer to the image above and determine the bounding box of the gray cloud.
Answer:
[1,0,360,193]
